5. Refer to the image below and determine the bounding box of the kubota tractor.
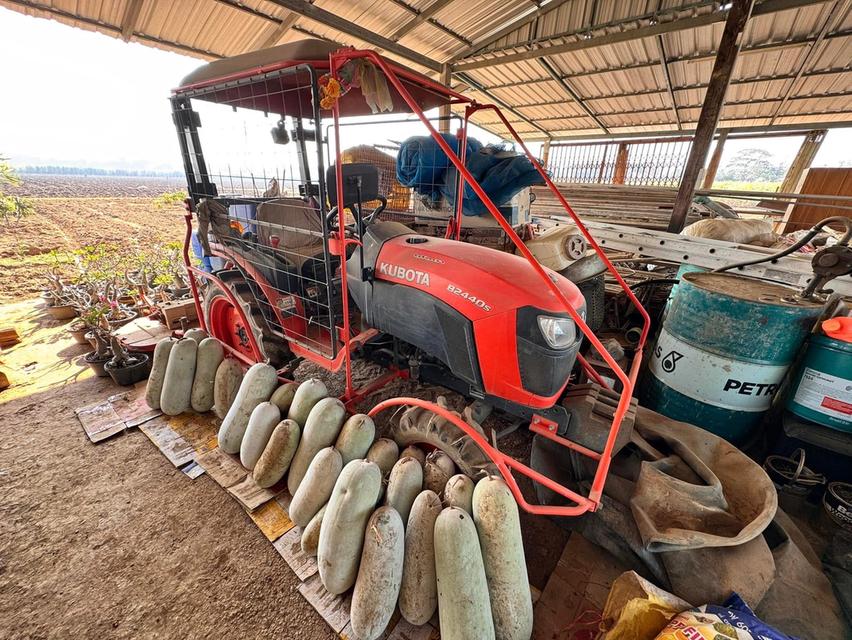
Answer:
[171,39,649,516]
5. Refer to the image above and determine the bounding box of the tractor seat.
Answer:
[256,197,326,270]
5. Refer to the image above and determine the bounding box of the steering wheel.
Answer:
[326,196,388,232]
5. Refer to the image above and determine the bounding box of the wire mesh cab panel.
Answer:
[173,60,343,364]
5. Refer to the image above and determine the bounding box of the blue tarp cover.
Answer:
[396,134,544,215]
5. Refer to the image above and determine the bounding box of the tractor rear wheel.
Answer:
[203,273,290,369]
[385,400,497,478]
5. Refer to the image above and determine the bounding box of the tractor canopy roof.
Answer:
[174,39,454,118]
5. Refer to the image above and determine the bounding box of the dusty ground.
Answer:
[0,300,335,640]
[0,297,567,639]
[0,196,185,302]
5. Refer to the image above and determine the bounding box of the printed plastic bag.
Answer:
[654,593,799,640]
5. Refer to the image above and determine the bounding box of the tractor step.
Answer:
[560,382,638,455]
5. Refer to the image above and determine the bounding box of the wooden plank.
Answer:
[0,327,20,348]
[668,0,755,232]
[779,167,852,232]
[273,526,318,580]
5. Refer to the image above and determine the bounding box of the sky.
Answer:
[0,6,850,175]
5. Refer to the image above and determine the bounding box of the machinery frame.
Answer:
[173,45,651,516]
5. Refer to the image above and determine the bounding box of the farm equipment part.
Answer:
[171,40,649,517]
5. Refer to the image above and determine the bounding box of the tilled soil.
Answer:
[0,197,185,302]
[0,299,567,639]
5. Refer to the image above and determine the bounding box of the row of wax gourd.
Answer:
[145,329,238,416]
[150,356,532,640]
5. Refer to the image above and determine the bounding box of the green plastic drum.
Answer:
[641,272,824,443]
[787,333,852,432]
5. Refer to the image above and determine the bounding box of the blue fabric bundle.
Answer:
[396,134,546,216]
[396,133,483,204]
[441,146,545,216]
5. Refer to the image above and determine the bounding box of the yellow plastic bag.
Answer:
[599,571,691,640]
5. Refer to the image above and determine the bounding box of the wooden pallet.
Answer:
[532,183,708,230]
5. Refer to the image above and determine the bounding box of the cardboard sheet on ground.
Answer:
[298,573,352,634]
[109,385,161,428]
[75,386,162,443]
[195,448,285,511]
[248,499,293,541]
[139,419,198,467]
[138,412,219,469]
[533,533,629,640]
[75,400,126,443]
[274,526,318,580]
[337,610,438,639]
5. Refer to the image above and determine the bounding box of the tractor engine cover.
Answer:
[347,221,587,410]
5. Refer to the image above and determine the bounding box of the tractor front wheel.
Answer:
[203,275,290,369]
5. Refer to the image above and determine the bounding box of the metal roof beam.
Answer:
[476,30,851,88]
[3,0,223,58]
[769,0,851,124]
[120,0,145,42]
[455,72,552,138]
[502,66,852,107]
[387,0,467,44]
[266,0,443,72]
[656,35,681,129]
[453,0,830,72]
[520,118,852,141]
[213,1,304,51]
[481,89,852,122]
[538,58,609,133]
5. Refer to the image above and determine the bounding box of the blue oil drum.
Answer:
[641,272,824,442]
[786,333,852,432]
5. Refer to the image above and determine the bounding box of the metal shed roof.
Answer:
[3,0,851,140]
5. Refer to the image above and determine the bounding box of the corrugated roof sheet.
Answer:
[2,0,850,139]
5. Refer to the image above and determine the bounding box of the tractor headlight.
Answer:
[537,315,576,349]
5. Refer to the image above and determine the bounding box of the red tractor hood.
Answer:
[374,233,585,320]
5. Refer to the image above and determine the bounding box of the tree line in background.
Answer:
[716,148,787,183]
[18,166,183,177]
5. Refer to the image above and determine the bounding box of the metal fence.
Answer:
[547,137,693,187]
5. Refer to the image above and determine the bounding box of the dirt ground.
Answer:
[0,297,567,639]
[0,300,337,640]
[0,197,185,302]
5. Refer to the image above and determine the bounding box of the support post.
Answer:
[439,63,452,133]
[779,129,826,193]
[541,139,552,169]
[668,0,755,232]
[701,129,729,188]
[613,143,629,184]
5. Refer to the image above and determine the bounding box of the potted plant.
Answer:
[84,328,112,377]
[74,300,108,348]
[104,335,150,386]
[67,319,89,345]
[44,268,78,320]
